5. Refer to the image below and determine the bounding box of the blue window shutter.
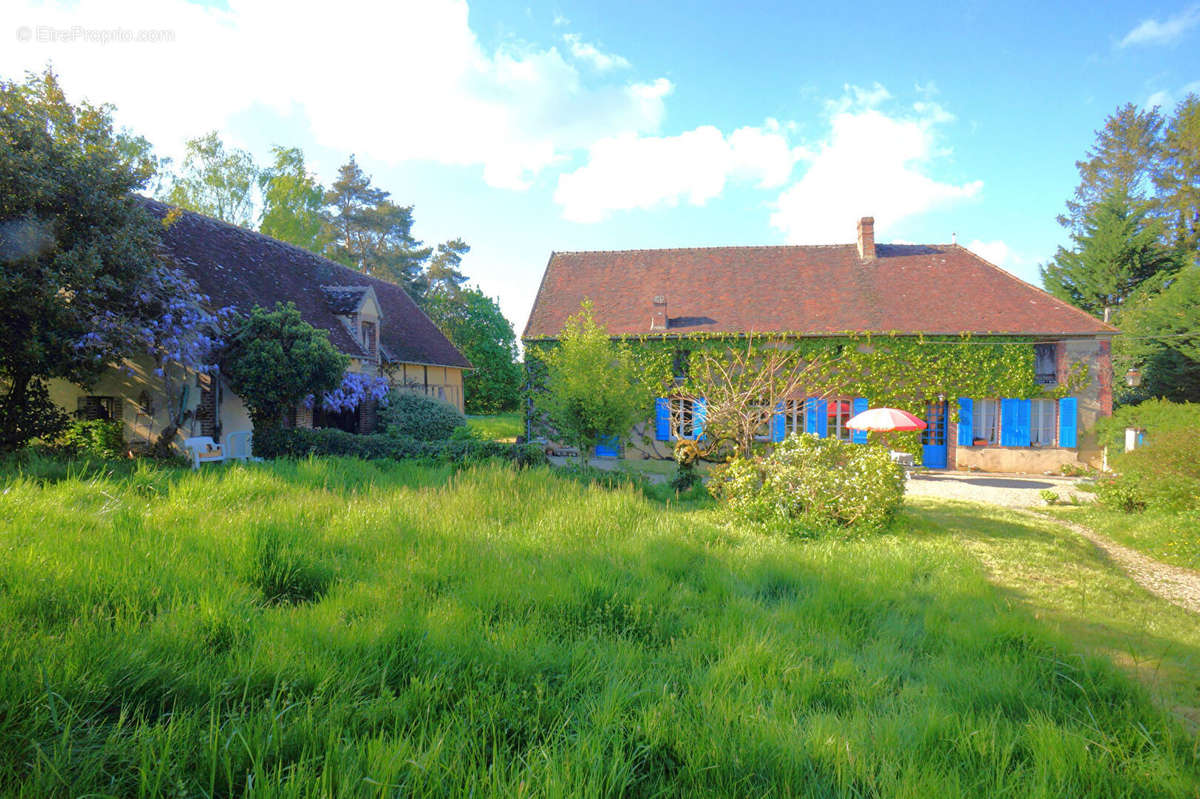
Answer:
[851,398,869,444]
[654,398,670,441]
[804,398,819,434]
[771,402,786,442]
[1000,399,1017,446]
[1016,400,1031,447]
[1058,397,1077,448]
[693,398,707,441]
[957,398,974,446]
[815,399,828,438]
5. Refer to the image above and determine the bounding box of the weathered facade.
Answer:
[523,218,1116,473]
[49,199,470,453]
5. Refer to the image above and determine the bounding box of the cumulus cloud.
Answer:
[553,120,799,222]
[562,33,630,71]
[966,239,1011,266]
[769,86,982,244]
[1146,80,1200,109]
[0,0,667,189]
[1119,5,1200,47]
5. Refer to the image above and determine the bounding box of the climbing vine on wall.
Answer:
[524,330,1092,456]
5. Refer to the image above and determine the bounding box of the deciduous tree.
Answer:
[424,288,522,413]
[259,146,329,253]
[166,131,259,227]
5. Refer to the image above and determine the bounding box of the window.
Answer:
[361,321,377,356]
[827,398,854,441]
[1034,343,1057,386]
[782,399,807,436]
[77,395,118,421]
[669,397,694,439]
[972,399,998,445]
[1030,399,1056,446]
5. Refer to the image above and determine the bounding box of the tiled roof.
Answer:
[523,243,1116,339]
[139,198,470,368]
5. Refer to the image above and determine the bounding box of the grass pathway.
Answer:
[1034,512,1200,614]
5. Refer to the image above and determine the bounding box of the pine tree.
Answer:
[1041,190,1178,320]
[323,156,430,294]
[1154,94,1200,253]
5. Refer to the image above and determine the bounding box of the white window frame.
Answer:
[1030,399,1057,447]
[828,398,853,442]
[668,397,694,439]
[972,399,999,445]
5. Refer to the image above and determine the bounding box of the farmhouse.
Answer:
[523,217,1117,473]
[48,198,470,452]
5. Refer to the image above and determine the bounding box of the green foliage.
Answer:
[246,521,333,605]
[1042,190,1179,318]
[2,459,1192,796]
[378,389,466,441]
[424,288,522,413]
[221,303,350,428]
[258,145,330,253]
[537,302,647,460]
[252,425,547,467]
[709,434,905,536]
[1039,489,1059,506]
[1099,426,1200,513]
[0,70,163,450]
[165,130,259,227]
[56,419,124,460]
[1114,264,1200,402]
[1094,398,1200,451]
[323,155,431,293]
[1155,94,1200,252]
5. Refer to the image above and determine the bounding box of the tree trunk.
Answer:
[0,371,31,451]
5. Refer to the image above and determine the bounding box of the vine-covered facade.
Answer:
[524,218,1116,472]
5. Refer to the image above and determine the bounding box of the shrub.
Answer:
[252,426,547,468]
[708,434,904,536]
[1039,489,1059,506]
[1095,398,1200,452]
[56,419,125,459]
[1100,426,1200,513]
[379,390,466,441]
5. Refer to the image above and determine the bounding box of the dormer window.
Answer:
[361,320,377,356]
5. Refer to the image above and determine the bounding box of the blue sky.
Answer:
[3,0,1198,333]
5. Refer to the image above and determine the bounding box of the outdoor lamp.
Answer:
[1124,367,1142,388]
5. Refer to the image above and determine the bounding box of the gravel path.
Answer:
[908,471,1200,614]
[904,472,1093,508]
[1032,513,1200,615]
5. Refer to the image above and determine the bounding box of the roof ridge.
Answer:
[555,243,856,256]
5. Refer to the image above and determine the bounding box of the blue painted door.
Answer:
[595,435,620,458]
[921,401,948,468]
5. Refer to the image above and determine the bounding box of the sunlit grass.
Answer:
[0,457,1196,796]
[465,412,523,441]
[1049,504,1200,571]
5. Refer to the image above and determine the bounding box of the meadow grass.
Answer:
[0,457,1197,797]
[1047,505,1200,571]
[465,413,524,441]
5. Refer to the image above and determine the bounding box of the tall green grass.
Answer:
[0,457,1196,797]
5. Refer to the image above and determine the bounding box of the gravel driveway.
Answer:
[905,472,1094,508]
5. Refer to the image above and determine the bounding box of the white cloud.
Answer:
[0,0,666,189]
[1146,80,1200,109]
[553,120,799,222]
[769,86,982,244]
[966,239,1010,266]
[561,33,630,71]
[1119,5,1200,47]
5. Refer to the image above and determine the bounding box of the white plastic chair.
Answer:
[184,436,225,469]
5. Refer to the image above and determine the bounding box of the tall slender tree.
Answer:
[166,131,259,227]
[422,238,471,303]
[323,156,430,294]
[259,146,329,253]
[1154,94,1200,253]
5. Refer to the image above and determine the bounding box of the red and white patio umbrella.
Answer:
[846,407,927,432]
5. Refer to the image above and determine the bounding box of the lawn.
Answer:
[465,412,523,441]
[1049,505,1200,571]
[0,457,1197,797]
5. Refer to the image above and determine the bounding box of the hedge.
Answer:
[253,426,547,467]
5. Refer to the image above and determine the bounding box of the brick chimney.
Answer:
[857,216,876,261]
[650,295,667,330]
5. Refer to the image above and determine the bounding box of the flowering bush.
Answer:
[308,372,391,413]
[708,434,904,536]
[378,389,466,441]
